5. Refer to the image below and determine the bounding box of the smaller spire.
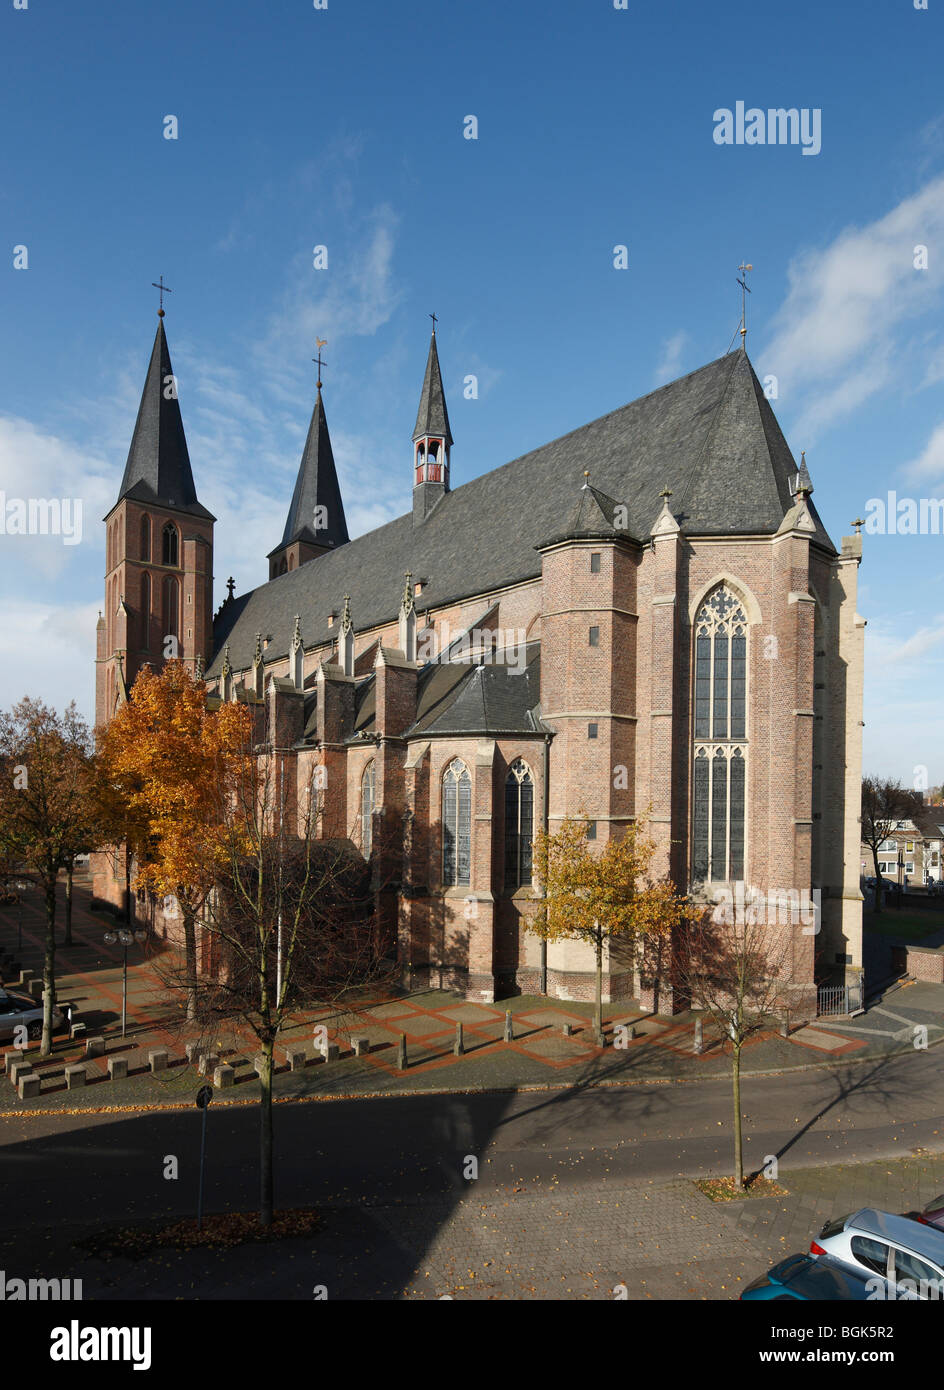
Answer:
[401,571,414,613]
[291,614,302,651]
[253,632,263,664]
[340,594,353,634]
[793,451,814,499]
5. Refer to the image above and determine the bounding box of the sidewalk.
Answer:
[4,880,944,1115]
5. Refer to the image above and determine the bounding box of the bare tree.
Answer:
[861,777,923,913]
[673,903,802,1189]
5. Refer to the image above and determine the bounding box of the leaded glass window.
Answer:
[504,759,534,891]
[443,759,472,887]
[361,761,375,859]
[691,584,748,882]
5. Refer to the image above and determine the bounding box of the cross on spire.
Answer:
[851,517,866,535]
[429,312,438,334]
[737,263,752,346]
[152,275,173,318]
[312,338,327,389]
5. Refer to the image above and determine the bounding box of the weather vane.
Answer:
[312,338,327,388]
[737,263,753,345]
[152,275,173,318]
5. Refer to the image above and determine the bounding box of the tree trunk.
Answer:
[259,1036,274,1227]
[594,927,604,1043]
[40,875,57,1058]
[183,906,198,1022]
[64,861,73,946]
[732,1041,743,1188]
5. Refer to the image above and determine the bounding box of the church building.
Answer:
[94,310,866,1013]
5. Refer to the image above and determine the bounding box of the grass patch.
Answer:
[696,1174,789,1202]
[865,910,944,941]
[77,1208,320,1258]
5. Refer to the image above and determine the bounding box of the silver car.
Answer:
[812,1208,944,1300]
[0,990,65,1042]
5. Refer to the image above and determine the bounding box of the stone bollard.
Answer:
[85,1037,105,1060]
[27,979,44,1000]
[503,1011,513,1042]
[185,1041,204,1064]
[65,1064,86,1090]
[562,1022,573,1037]
[626,1023,636,1041]
[107,1056,128,1081]
[9,1057,34,1086]
[16,969,33,988]
[397,1034,407,1070]
[148,1048,168,1074]
[70,1021,86,1041]
[253,1053,267,1077]
[779,1017,790,1039]
[214,1063,235,1088]
[352,1037,370,1057]
[198,1052,219,1076]
[454,1022,464,1056]
[4,1050,24,1075]
[693,1018,703,1055]
[18,1072,40,1100]
[320,1042,340,1064]
[285,1046,307,1071]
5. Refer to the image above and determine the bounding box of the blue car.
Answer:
[741,1253,880,1301]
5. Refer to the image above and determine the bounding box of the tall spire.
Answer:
[413,325,452,525]
[117,318,213,519]
[269,376,349,577]
[413,327,453,447]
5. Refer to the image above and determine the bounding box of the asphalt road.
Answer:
[2,1045,942,1299]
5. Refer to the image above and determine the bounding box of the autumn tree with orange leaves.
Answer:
[97,661,252,1020]
[531,815,688,1043]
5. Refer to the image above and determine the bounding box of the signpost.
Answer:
[195,1084,213,1230]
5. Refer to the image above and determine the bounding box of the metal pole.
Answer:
[121,945,128,1039]
[197,1103,208,1230]
[17,899,22,952]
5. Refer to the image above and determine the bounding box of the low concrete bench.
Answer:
[320,1042,340,1064]
[284,1046,307,1071]
[9,1057,34,1086]
[562,1023,574,1037]
[18,1072,40,1100]
[70,1021,86,1041]
[16,969,33,988]
[185,1041,205,1064]
[107,1057,128,1081]
[65,1064,86,1090]
[197,1052,219,1076]
[148,1048,169,1074]
[4,1050,26,1075]
[213,1064,235,1088]
[27,979,44,1001]
[85,1036,105,1059]
[352,1036,371,1057]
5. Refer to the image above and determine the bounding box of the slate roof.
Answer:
[208,348,835,677]
[270,387,349,555]
[413,331,453,446]
[114,319,214,521]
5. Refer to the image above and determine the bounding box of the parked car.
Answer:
[916,1194,944,1230]
[741,1252,880,1301]
[812,1208,944,1299]
[0,990,65,1042]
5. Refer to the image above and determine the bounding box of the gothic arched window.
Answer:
[442,758,472,887]
[162,522,179,567]
[692,584,748,883]
[162,576,179,643]
[504,759,534,891]
[361,761,375,859]
[140,572,151,650]
[140,515,150,562]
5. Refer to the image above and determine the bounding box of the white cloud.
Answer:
[0,599,99,725]
[760,173,944,437]
[903,422,944,486]
[653,331,689,386]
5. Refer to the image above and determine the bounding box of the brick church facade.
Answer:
[94,313,866,1013]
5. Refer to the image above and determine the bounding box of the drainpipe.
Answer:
[540,733,551,996]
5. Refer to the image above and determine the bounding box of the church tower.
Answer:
[95,307,215,727]
[268,358,349,579]
[412,323,453,524]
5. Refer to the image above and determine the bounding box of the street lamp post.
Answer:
[103,927,147,1038]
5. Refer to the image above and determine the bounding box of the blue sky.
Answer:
[1,0,942,783]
